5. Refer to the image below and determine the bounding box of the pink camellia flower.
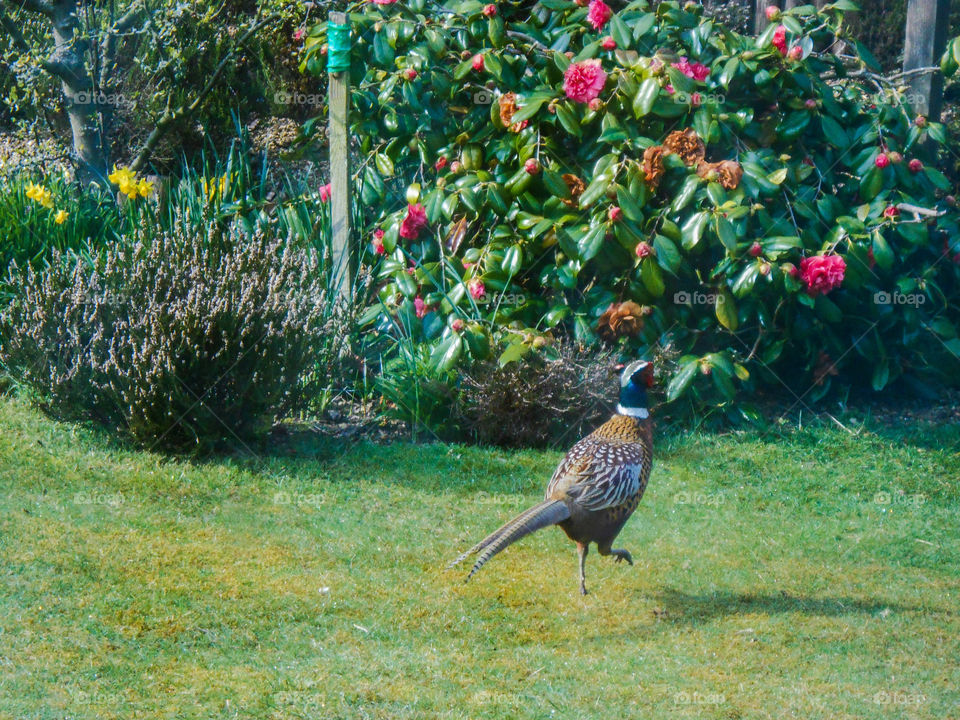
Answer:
[875,153,890,169]
[482,3,497,16]
[765,5,780,20]
[451,318,465,332]
[672,57,710,81]
[635,241,653,259]
[749,241,763,257]
[524,158,540,175]
[587,0,612,30]
[414,296,428,319]
[883,205,899,218]
[319,183,332,202]
[435,155,448,172]
[405,68,418,80]
[799,254,846,296]
[468,278,486,299]
[372,228,386,255]
[292,28,305,41]
[772,25,787,55]
[601,36,616,50]
[371,0,398,4]
[472,53,485,72]
[563,59,607,104]
[908,158,923,173]
[399,203,428,239]
[608,205,622,222]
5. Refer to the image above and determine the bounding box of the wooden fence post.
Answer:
[328,10,352,300]
[751,0,768,35]
[903,0,951,121]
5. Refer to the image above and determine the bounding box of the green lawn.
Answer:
[0,396,958,719]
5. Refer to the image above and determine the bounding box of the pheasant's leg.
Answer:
[576,542,589,595]
[598,543,633,566]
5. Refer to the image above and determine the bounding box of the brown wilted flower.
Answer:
[696,159,744,190]
[597,300,645,342]
[642,145,666,189]
[663,128,705,166]
[561,173,586,207]
[812,350,839,386]
[498,92,528,132]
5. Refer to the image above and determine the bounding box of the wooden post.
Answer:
[328,10,352,299]
[751,0,768,35]
[903,0,951,121]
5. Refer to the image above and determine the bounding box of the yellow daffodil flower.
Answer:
[54,210,68,225]
[136,178,154,198]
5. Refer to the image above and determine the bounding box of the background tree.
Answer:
[0,0,310,184]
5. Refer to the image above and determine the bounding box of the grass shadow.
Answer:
[649,587,936,624]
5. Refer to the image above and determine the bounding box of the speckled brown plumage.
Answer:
[450,360,655,594]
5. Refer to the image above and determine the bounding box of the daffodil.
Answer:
[108,166,136,189]
[136,178,154,198]
[54,210,68,225]
[25,183,54,208]
[108,166,145,200]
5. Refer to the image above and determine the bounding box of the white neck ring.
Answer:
[617,404,649,419]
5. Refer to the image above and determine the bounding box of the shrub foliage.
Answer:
[1,219,339,451]
[305,0,960,416]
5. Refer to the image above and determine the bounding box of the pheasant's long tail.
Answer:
[448,500,570,581]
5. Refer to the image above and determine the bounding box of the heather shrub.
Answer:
[452,341,617,447]
[0,218,345,451]
[304,0,960,419]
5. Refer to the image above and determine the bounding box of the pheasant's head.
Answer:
[616,360,654,418]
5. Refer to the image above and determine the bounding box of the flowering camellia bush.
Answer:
[304,0,960,414]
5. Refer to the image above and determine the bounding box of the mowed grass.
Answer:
[0,396,958,720]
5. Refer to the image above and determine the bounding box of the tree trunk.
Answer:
[48,0,109,185]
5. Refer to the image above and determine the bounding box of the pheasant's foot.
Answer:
[612,549,633,565]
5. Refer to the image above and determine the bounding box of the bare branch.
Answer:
[130,10,283,172]
[4,0,54,17]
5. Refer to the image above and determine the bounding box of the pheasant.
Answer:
[450,359,654,594]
